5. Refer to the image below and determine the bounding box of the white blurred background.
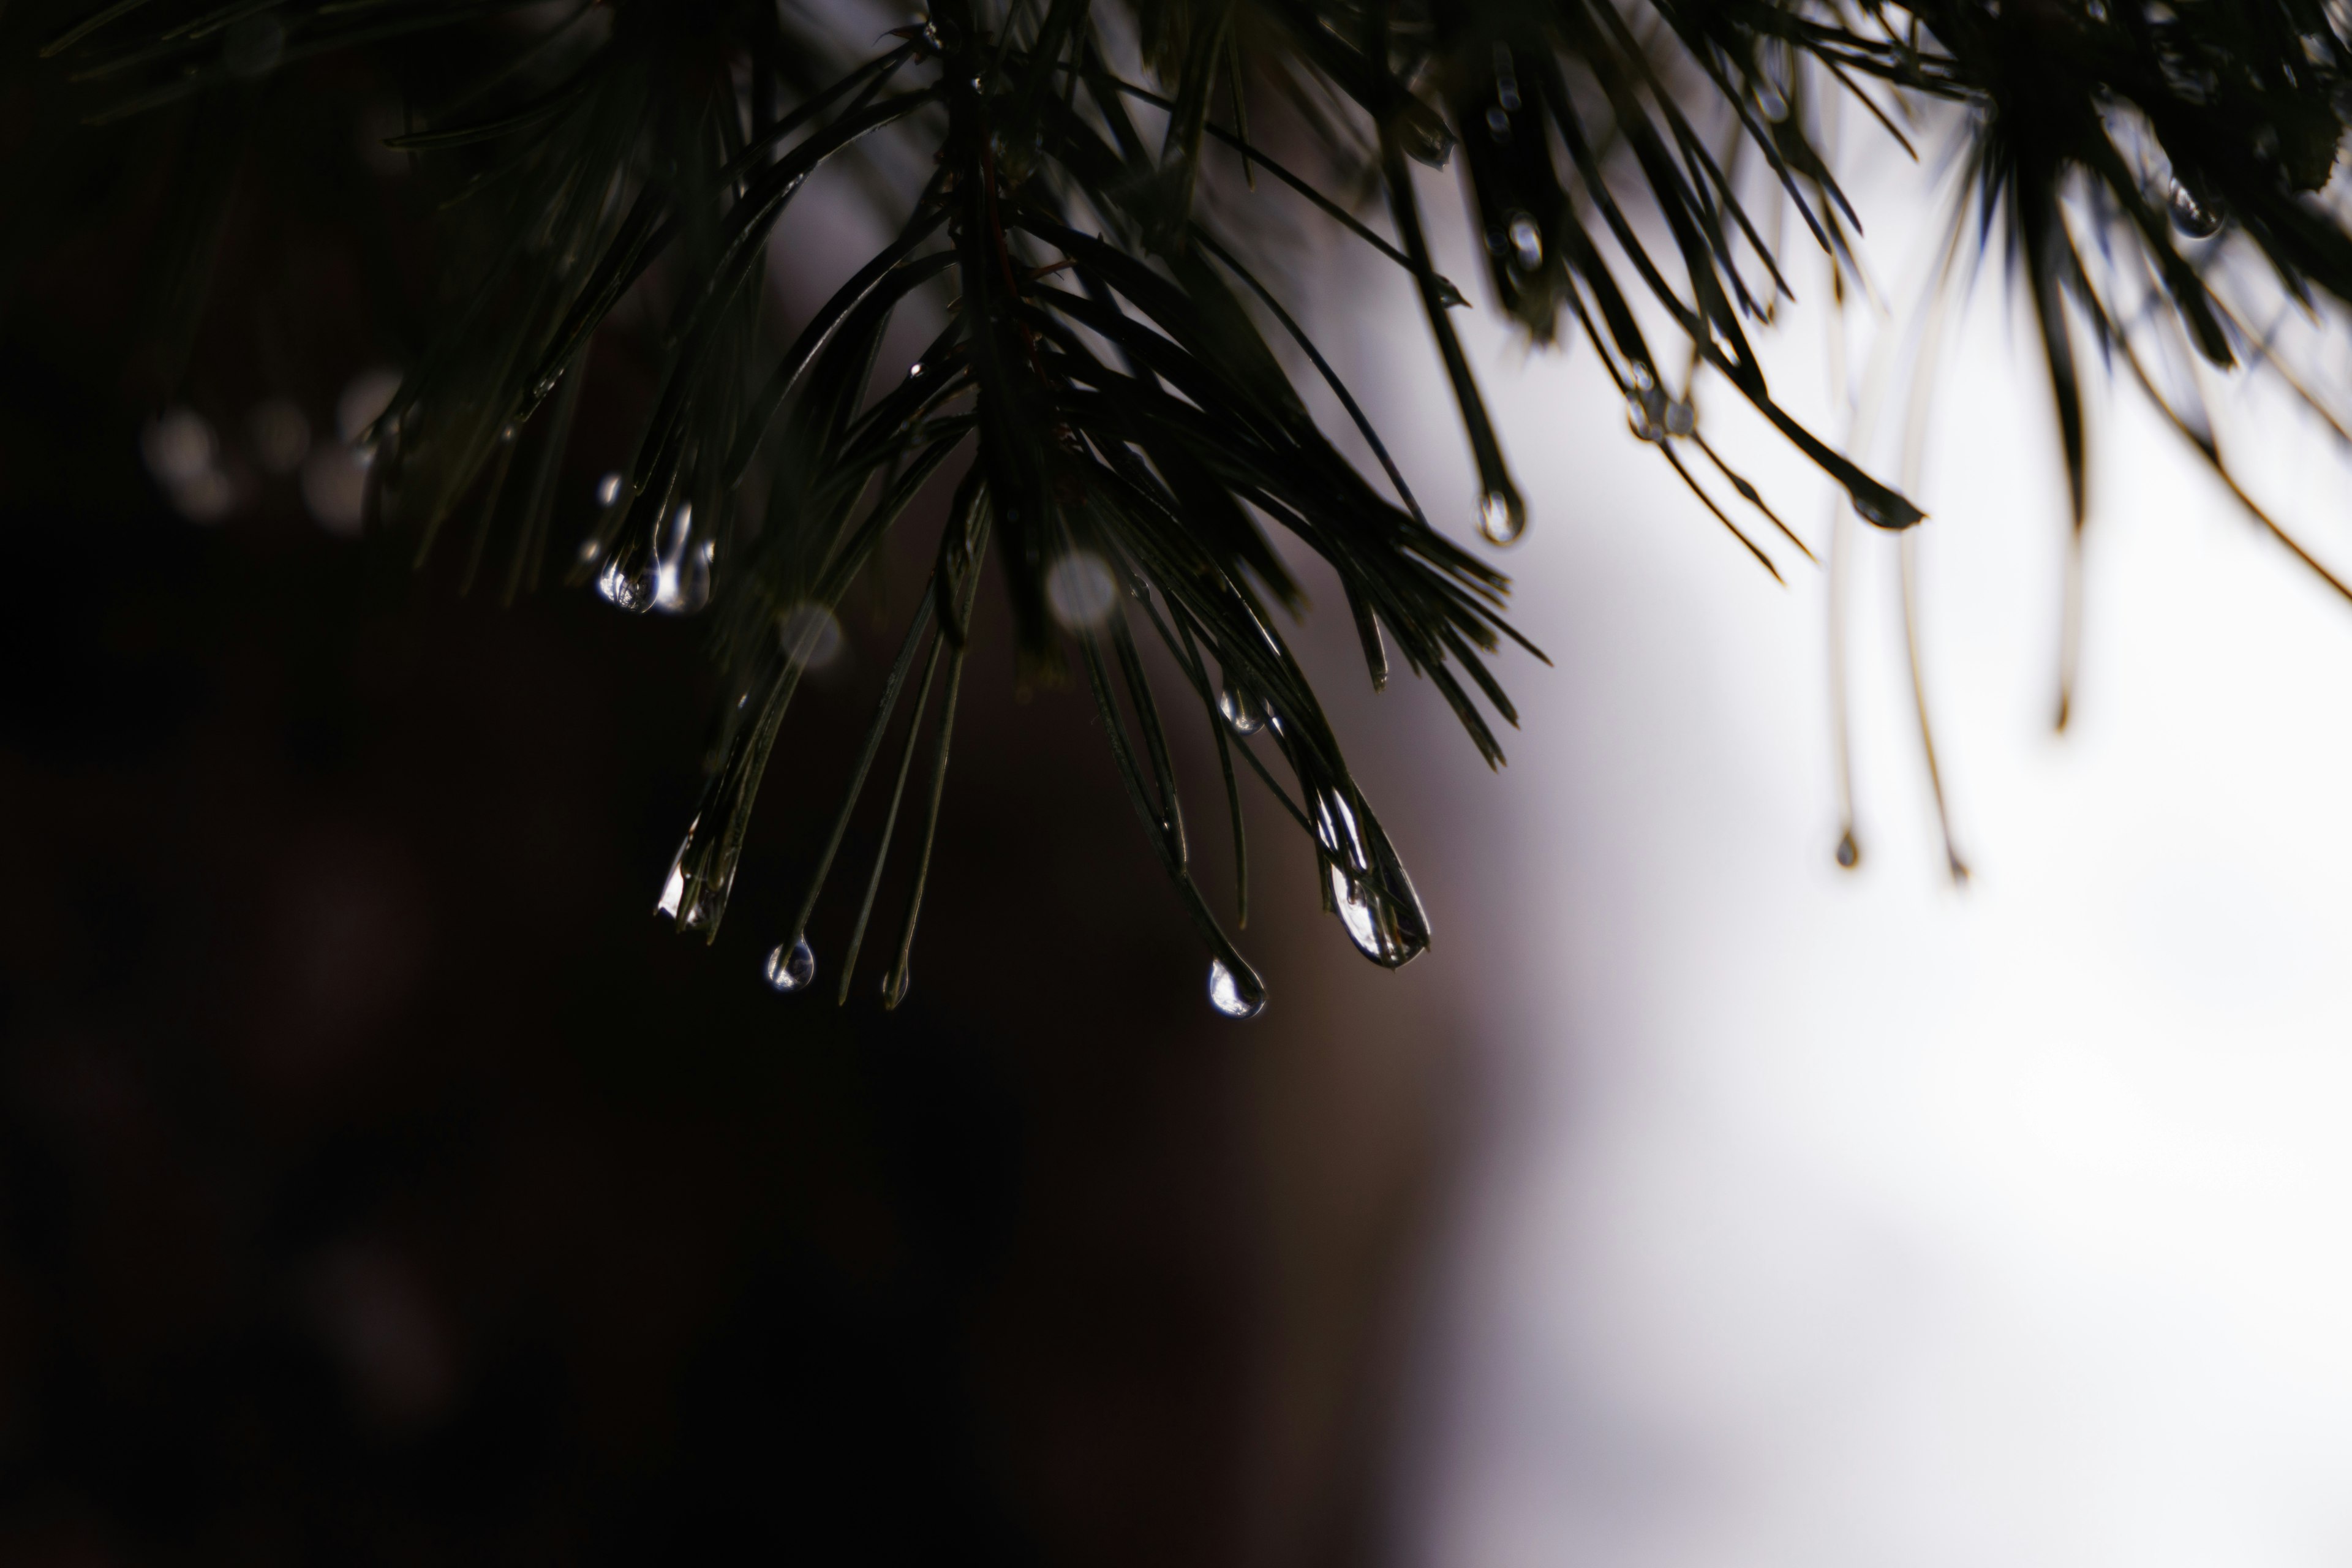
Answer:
[1314,130,2352,1568]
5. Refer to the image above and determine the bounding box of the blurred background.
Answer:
[12,20,2352,1568]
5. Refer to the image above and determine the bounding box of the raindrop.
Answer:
[1206,957,1264,1019]
[1835,830,1860,869]
[222,15,284,78]
[764,937,817,992]
[1849,491,1921,529]
[248,399,311,475]
[652,506,710,616]
[596,555,652,612]
[143,408,217,487]
[1217,676,1267,736]
[1478,489,1525,546]
[1396,102,1455,168]
[1507,214,1543,271]
[1627,381,1670,442]
[1330,864,1386,961]
[2168,179,2223,238]
[594,472,625,509]
[1043,550,1118,628]
[779,602,846,669]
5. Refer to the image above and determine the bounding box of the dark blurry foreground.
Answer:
[0,42,1463,1565]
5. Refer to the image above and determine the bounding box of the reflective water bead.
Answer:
[1329,865,1387,961]
[2168,179,2223,238]
[594,472,625,509]
[1206,957,1264,1019]
[1664,399,1695,438]
[1043,550,1118,628]
[1217,677,1267,736]
[765,937,817,993]
[1507,214,1543,271]
[1835,830,1860,870]
[595,556,652,612]
[1478,489,1526,545]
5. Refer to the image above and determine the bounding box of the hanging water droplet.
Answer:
[1835,830,1860,869]
[1396,102,1455,168]
[2168,178,2223,238]
[1663,399,1695,437]
[1043,550,1119,628]
[1478,489,1525,545]
[881,965,911,1009]
[1431,274,1469,310]
[764,937,817,993]
[1217,676,1267,736]
[1485,105,1511,142]
[1206,957,1265,1019]
[1507,214,1543,271]
[1626,385,1666,442]
[1849,488,1924,529]
[596,555,652,612]
[594,472,625,509]
[657,860,687,919]
[1754,78,1789,121]
[1329,864,1387,962]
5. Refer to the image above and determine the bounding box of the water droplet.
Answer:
[596,555,652,612]
[1330,865,1386,961]
[1507,214,1544,271]
[652,507,711,616]
[1627,382,1671,442]
[1396,102,1455,168]
[498,422,518,444]
[1206,957,1265,1019]
[907,360,925,379]
[764,937,816,992]
[1478,489,1525,546]
[2168,178,2223,238]
[881,965,911,1009]
[1754,78,1788,121]
[1629,361,1656,392]
[1664,399,1695,437]
[1043,550,1119,628]
[1835,831,1860,869]
[248,399,311,475]
[1217,676,1267,736]
[1431,275,1469,309]
[1485,105,1512,141]
[222,15,284,78]
[779,602,845,669]
[594,472,625,509]
[1849,490,1923,529]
